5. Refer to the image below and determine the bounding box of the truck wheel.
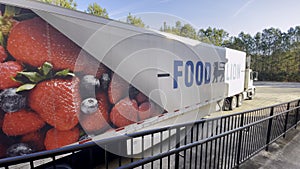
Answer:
[223,98,230,111]
[230,96,237,110]
[237,94,243,107]
[249,89,255,100]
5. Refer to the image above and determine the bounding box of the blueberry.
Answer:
[0,88,26,113]
[100,73,110,90]
[81,98,98,114]
[6,143,33,157]
[81,75,100,89]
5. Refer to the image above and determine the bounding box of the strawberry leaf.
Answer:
[55,69,75,77]
[11,76,24,83]
[39,62,53,76]
[17,72,44,83]
[16,84,36,92]
[15,62,75,92]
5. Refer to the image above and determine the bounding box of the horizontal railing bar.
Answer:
[0,99,299,168]
[116,106,300,169]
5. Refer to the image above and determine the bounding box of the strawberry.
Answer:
[110,97,139,128]
[108,74,129,104]
[80,92,109,133]
[138,102,154,121]
[2,110,45,136]
[0,46,7,62]
[44,127,79,150]
[0,61,23,90]
[21,131,45,151]
[7,17,108,76]
[28,78,81,131]
[135,92,148,105]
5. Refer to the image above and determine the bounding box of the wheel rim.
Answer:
[231,96,237,110]
[238,94,242,106]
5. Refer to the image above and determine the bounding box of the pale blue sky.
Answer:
[76,0,300,36]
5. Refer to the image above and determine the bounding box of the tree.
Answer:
[86,3,108,18]
[198,27,229,46]
[180,24,197,39]
[171,21,182,35]
[39,0,77,10]
[160,21,197,40]
[126,13,145,28]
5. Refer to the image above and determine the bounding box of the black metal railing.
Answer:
[0,99,299,169]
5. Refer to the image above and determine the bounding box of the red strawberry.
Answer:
[0,61,23,90]
[138,102,154,121]
[135,92,148,105]
[44,127,79,150]
[2,110,45,136]
[80,92,109,133]
[110,97,139,128]
[108,74,129,104]
[21,131,45,151]
[0,46,7,62]
[7,17,108,76]
[29,78,81,131]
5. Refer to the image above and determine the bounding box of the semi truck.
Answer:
[0,0,257,165]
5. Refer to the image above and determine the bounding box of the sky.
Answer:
[76,0,300,36]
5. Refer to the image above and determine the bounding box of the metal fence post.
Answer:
[236,113,244,168]
[296,100,300,129]
[265,107,274,151]
[283,103,290,138]
[174,127,180,169]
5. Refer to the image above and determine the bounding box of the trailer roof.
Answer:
[1,0,231,51]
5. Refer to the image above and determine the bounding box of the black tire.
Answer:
[237,94,243,107]
[230,96,237,110]
[249,89,256,100]
[223,98,231,111]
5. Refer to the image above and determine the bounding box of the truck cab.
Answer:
[244,68,257,100]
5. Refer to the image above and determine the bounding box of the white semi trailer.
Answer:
[222,48,257,111]
[0,0,257,161]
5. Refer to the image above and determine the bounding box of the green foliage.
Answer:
[86,3,109,18]
[180,24,197,39]
[39,0,77,9]
[126,13,145,28]
[198,27,229,46]
[161,22,198,40]
[225,27,300,82]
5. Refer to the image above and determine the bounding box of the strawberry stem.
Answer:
[15,62,75,92]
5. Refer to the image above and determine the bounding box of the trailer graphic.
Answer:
[0,0,257,162]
